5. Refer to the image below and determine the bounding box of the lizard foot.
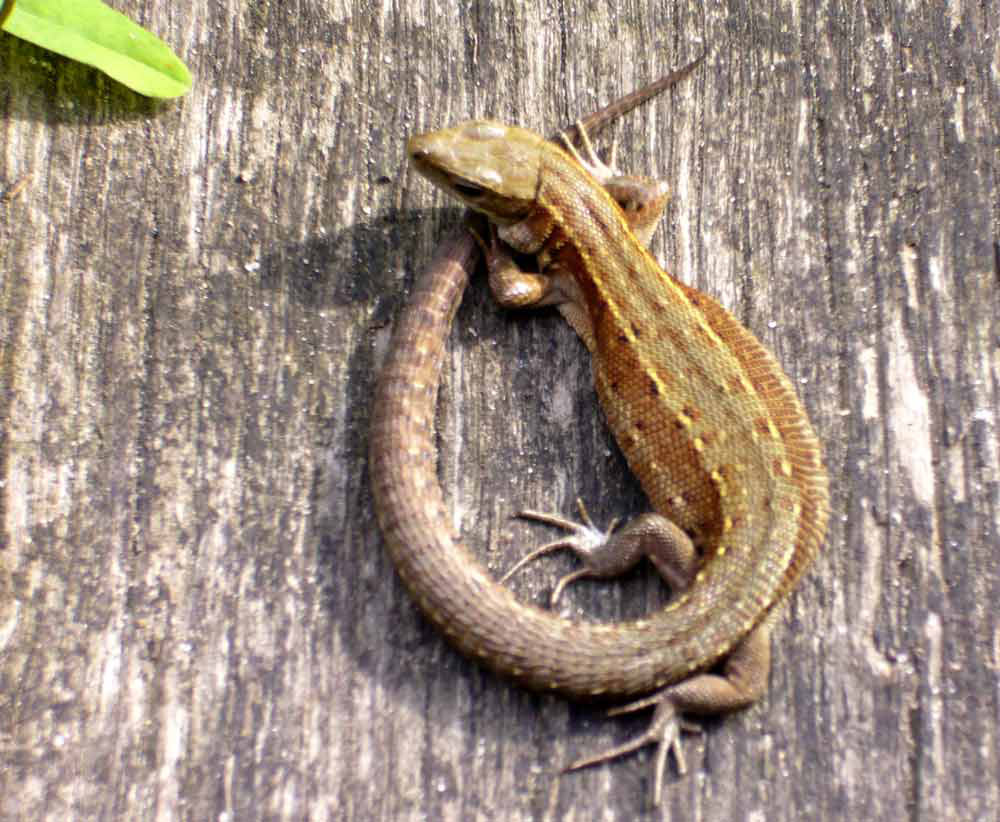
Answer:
[565,691,703,807]
[499,498,620,605]
[559,119,619,184]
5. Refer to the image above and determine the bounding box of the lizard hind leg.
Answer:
[503,499,700,607]
[565,625,773,806]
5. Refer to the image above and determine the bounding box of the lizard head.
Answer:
[407,121,542,224]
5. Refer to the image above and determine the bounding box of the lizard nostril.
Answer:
[406,135,431,160]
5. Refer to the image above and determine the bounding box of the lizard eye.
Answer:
[454,181,485,198]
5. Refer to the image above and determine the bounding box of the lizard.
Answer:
[369,56,830,806]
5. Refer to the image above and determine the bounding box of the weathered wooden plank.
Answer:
[1,2,997,820]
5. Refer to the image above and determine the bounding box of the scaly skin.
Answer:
[370,63,829,804]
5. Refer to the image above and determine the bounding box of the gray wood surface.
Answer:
[2,2,998,820]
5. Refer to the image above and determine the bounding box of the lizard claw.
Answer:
[565,693,696,807]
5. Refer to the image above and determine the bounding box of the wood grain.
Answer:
[1,2,997,820]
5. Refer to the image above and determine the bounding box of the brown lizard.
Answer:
[370,57,829,806]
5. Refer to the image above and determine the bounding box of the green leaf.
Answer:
[1,0,192,98]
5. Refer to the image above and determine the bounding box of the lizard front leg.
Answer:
[560,122,671,246]
[479,129,672,347]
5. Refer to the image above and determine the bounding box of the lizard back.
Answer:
[526,142,829,674]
